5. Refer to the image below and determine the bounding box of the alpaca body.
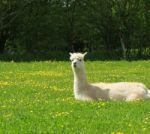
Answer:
[74,82,150,101]
[70,52,150,101]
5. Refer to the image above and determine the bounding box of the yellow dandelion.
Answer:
[142,128,146,131]
[145,117,148,120]
[4,113,12,118]
[61,125,64,128]
[128,124,132,127]
[116,132,124,134]
[1,105,6,108]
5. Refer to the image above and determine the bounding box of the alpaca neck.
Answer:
[73,68,88,92]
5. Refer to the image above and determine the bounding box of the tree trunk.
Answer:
[119,34,126,60]
[66,31,75,52]
[0,40,5,53]
[138,40,143,58]
[0,31,8,54]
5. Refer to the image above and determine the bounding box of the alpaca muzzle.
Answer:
[73,62,77,67]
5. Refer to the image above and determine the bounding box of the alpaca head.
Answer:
[69,52,87,71]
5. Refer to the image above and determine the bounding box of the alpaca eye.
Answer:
[79,59,82,62]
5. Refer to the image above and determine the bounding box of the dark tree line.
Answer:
[0,0,150,59]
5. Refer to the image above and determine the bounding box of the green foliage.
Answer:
[0,61,150,133]
[0,0,149,59]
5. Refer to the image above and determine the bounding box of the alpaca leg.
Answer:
[126,94,143,101]
[144,93,150,100]
[148,90,150,95]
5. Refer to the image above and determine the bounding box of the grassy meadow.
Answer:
[0,60,150,134]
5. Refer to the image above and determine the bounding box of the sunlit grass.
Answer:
[0,61,150,134]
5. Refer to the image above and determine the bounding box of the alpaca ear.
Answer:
[69,52,72,56]
[83,52,88,57]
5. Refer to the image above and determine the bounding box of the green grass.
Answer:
[0,61,150,134]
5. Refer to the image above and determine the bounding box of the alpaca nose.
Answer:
[73,62,76,67]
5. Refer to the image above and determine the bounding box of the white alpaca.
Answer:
[70,52,150,101]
